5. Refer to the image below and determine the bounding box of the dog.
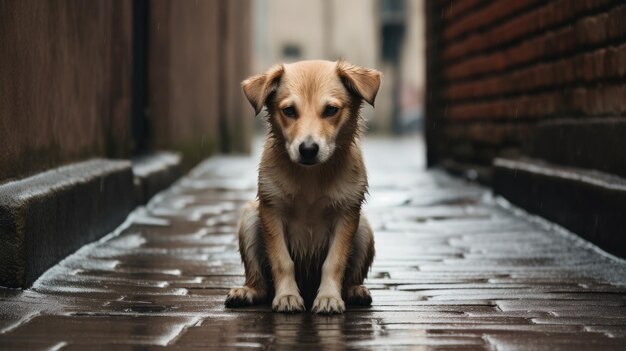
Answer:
[225,60,380,314]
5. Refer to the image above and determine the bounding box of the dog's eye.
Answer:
[282,106,297,118]
[323,105,339,117]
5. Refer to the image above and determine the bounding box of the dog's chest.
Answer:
[279,196,337,258]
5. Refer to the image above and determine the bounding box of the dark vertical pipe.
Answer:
[217,0,230,154]
[424,0,443,167]
[132,0,150,155]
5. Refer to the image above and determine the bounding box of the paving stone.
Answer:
[0,137,625,349]
[0,340,64,351]
[485,333,626,351]
[584,326,626,338]
[4,315,199,346]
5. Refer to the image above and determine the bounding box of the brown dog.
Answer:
[225,60,379,314]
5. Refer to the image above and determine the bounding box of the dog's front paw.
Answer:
[272,294,305,313]
[346,285,372,306]
[312,295,345,314]
[225,287,257,307]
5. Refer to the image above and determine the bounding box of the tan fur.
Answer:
[225,60,380,314]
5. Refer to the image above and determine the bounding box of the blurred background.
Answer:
[251,0,425,134]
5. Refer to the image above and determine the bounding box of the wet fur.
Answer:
[226,60,379,314]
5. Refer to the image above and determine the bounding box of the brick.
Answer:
[447,84,626,121]
[606,5,626,39]
[445,44,626,101]
[444,0,485,22]
[5,315,198,346]
[444,0,542,41]
[445,52,507,80]
[443,3,625,63]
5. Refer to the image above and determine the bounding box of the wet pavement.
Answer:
[1,136,626,350]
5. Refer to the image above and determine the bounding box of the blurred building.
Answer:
[252,0,426,133]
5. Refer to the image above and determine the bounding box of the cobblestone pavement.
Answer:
[1,137,626,350]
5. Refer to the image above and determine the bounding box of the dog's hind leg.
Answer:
[343,215,375,306]
[225,201,270,307]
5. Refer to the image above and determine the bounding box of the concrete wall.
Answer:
[0,0,253,184]
[149,0,252,167]
[0,1,133,183]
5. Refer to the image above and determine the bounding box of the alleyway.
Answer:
[1,137,626,350]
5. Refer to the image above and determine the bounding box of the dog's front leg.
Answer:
[312,215,359,314]
[259,205,305,313]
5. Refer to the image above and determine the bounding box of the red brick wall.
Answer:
[425,0,626,181]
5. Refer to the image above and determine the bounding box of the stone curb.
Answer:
[0,151,185,289]
[494,157,626,259]
[0,160,134,288]
[132,151,182,205]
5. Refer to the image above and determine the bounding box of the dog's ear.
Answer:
[336,60,381,107]
[242,64,285,115]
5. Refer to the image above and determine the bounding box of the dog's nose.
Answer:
[299,141,319,162]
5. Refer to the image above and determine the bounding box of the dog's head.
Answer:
[242,60,380,166]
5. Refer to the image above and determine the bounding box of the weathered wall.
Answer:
[426,0,626,181]
[0,1,133,183]
[0,0,253,184]
[222,0,253,155]
[149,0,252,169]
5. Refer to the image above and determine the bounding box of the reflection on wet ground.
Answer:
[1,137,625,350]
